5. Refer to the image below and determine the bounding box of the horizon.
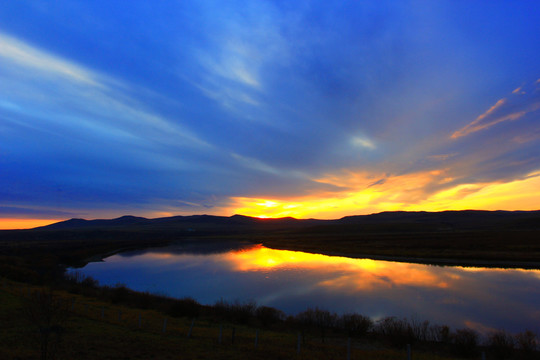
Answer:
[2,208,540,231]
[2,2,540,229]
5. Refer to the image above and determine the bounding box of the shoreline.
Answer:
[259,243,540,270]
[77,238,540,271]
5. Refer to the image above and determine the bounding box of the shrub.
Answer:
[515,330,538,358]
[167,297,201,318]
[255,306,285,327]
[22,289,70,360]
[295,307,337,343]
[487,330,515,360]
[338,313,373,337]
[212,299,257,324]
[409,317,430,342]
[108,283,130,304]
[429,324,451,343]
[375,316,413,347]
[452,328,479,357]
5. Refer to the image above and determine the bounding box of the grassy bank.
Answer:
[1,278,476,360]
[1,274,539,360]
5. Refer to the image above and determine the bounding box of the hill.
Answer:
[37,209,540,233]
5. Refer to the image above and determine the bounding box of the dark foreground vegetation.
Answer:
[2,274,539,359]
[1,210,540,358]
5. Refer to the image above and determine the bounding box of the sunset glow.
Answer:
[0,218,59,230]
[231,171,540,219]
[1,2,539,225]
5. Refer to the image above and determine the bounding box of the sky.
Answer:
[1,1,540,228]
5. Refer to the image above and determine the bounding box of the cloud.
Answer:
[183,1,291,116]
[351,135,376,150]
[230,168,540,219]
[231,152,307,179]
[451,79,540,139]
[0,32,99,86]
[0,31,210,150]
[0,206,77,218]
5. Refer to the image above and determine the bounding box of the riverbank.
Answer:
[1,278,479,360]
[261,242,540,270]
[252,227,540,270]
[4,277,536,360]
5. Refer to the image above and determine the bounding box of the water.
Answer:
[71,241,540,334]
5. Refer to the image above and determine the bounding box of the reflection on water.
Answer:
[74,243,540,334]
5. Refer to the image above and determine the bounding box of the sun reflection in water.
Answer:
[223,244,452,291]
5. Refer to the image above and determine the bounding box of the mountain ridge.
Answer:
[35,209,540,232]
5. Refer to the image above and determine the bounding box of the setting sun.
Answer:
[230,170,540,219]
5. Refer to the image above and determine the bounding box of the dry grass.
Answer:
[0,279,467,360]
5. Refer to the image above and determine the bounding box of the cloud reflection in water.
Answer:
[77,243,540,334]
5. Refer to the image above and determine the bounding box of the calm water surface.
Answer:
[73,242,540,334]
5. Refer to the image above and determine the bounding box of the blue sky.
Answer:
[1,1,540,225]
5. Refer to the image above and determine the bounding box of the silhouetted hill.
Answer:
[42,215,150,229]
[35,210,540,233]
[338,210,540,229]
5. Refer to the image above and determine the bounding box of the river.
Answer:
[71,241,540,334]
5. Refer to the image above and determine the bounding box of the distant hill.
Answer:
[36,213,321,233]
[42,215,149,229]
[36,210,540,233]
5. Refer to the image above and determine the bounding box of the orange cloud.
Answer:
[229,169,540,219]
[451,79,540,139]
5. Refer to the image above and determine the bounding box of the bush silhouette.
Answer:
[22,289,70,360]
[515,330,538,359]
[339,313,373,337]
[487,330,515,360]
[452,328,479,357]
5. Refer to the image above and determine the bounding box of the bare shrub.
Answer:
[213,299,257,324]
[409,316,430,342]
[338,313,373,337]
[108,283,129,304]
[429,324,451,343]
[22,289,70,360]
[313,308,337,342]
[375,316,413,347]
[452,328,479,357]
[229,299,257,323]
[515,330,538,359]
[487,330,515,360]
[295,307,337,343]
[255,306,285,327]
[167,297,201,318]
[295,308,316,328]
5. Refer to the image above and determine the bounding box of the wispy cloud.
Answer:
[351,135,376,150]
[451,79,540,139]
[231,152,306,179]
[0,32,99,86]
[0,31,209,150]
[183,1,291,116]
